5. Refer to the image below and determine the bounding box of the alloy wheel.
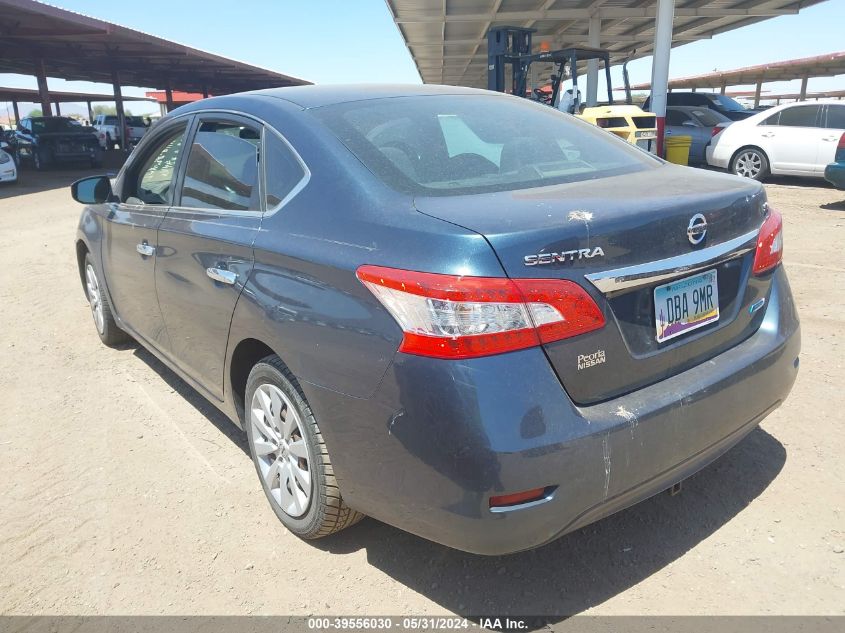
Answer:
[85,263,105,334]
[250,383,312,518]
[734,151,762,179]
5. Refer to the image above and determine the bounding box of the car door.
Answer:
[762,104,824,175]
[100,118,190,349]
[819,104,845,170]
[154,113,263,399]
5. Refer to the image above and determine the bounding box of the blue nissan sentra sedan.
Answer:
[72,85,799,555]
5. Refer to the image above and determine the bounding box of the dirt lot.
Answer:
[1,167,843,619]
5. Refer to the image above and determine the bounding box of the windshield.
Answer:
[30,118,85,133]
[706,94,746,112]
[312,94,658,196]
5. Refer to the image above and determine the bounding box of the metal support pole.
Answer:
[12,101,20,126]
[87,101,93,124]
[165,81,174,113]
[111,69,126,150]
[35,59,52,117]
[54,101,61,116]
[720,84,726,95]
[586,17,601,107]
[753,81,762,108]
[202,84,209,99]
[649,0,675,157]
[799,77,808,101]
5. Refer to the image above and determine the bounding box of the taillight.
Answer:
[836,132,845,161]
[356,265,605,359]
[711,126,723,138]
[752,207,783,275]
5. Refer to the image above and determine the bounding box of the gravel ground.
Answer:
[0,168,843,619]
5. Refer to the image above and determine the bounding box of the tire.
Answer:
[245,356,364,539]
[730,147,769,181]
[83,253,128,346]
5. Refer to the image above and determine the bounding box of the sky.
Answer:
[1,0,843,121]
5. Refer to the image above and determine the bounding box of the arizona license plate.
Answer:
[654,269,719,343]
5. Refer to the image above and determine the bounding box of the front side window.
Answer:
[129,123,187,205]
[312,94,657,196]
[180,120,261,212]
[777,105,821,128]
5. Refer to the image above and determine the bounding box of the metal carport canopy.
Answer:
[628,50,845,90]
[384,0,829,89]
[0,0,311,95]
[0,86,154,104]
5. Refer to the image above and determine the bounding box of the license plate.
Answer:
[635,131,656,139]
[654,269,719,343]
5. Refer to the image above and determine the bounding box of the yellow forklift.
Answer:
[487,26,656,145]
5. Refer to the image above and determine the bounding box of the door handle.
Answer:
[206,267,238,285]
[822,136,838,142]
[136,242,155,257]
[761,132,775,138]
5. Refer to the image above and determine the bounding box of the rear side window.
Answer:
[826,105,845,130]
[776,105,821,128]
[313,94,657,196]
[181,120,261,212]
[264,131,306,210]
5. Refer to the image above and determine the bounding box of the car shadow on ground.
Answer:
[130,344,249,455]
[765,175,835,189]
[315,427,785,623]
[820,199,845,211]
[127,340,785,624]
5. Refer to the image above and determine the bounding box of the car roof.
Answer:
[239,83,501,109]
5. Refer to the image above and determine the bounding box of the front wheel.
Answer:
[731,147,769,181]
[245,356,364,539]
[84,254,128,346]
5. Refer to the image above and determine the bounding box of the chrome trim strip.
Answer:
[488,490,556,514]
[585,229,758,295]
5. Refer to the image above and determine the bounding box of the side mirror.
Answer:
[71,175,114,204]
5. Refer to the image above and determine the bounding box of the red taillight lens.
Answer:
[752,207,783,275]
[356,265,605,359]
[711,126,722,138]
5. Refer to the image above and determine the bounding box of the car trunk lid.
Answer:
[414,165,769,404]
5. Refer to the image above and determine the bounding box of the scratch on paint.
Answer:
[616,405,639,439]
[602,435,612,498]
[388,410,404,435]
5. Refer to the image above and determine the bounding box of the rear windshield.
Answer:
[312,94,658,196]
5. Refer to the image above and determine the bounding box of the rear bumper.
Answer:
[824,163,845,189]
[305,267,800,555]
[706,144,730,169]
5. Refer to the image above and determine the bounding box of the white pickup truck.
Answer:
[92,114,149,149]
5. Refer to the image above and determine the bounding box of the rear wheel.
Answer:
[730,147,769,181]
[84,254,127,346]
[245,356,364,539]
